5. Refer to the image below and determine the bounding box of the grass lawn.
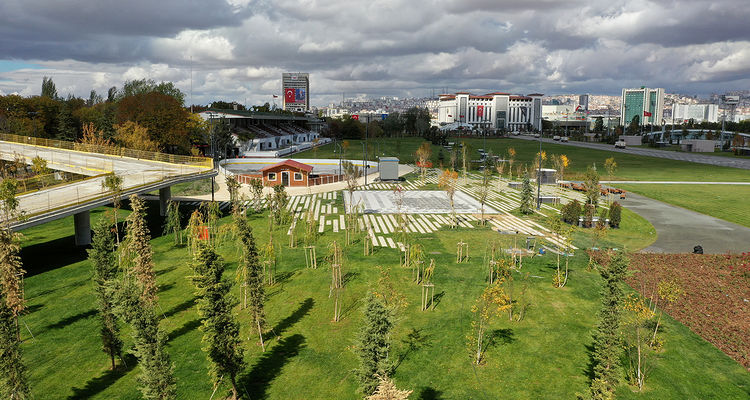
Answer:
[616,184,750,228]
[299,137,750,182]
[170,177,216,196]
[16,197,749,399]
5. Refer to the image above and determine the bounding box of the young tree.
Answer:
[366,375,412,400]
[519,174,534,215]
[114,278,176,399]
[114,121,160,152]
[234,214,266,351]
[355,293,394,396]
[506,148,516,180]
[468,281,511,365]
[622,294,655,391]
[0,288,30,400]
[414,141,432,181]
[225,175,241,205]
[438,169,459,227]
[30,156,51,187]
[162,200,182,246]
[342,160,362,214]
[88,217,123,370]
[608,202,622,228]
[248,178,264,212]
[1,177,23,229]
[190,242,245,399]
[589,251,628,399]
[584,165,600,208]
[0,230,25,333]
[552,154,570,183]
[102,173,123,244]
[477,166,492,226]
[124,195,158,304]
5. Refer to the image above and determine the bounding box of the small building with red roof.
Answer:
[260,159,313,187]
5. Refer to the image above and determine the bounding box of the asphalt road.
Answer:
[515,135,750,169]
[619,192,750,254]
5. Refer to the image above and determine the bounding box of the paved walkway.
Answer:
[515,135,750,169]
[619,192,750,254]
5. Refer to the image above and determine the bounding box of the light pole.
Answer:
[536,133,542,210]
[364,114,369,186]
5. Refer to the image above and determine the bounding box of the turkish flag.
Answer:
[352,115,359,120]
[285,88,295,103]
[477,105,484,117]
[643,111,652,117]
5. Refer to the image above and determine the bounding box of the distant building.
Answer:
[621,87,665,126]
[437,92,543,132]
[673,104,719,123]
[282,73,310,112]
[578,94,589,112]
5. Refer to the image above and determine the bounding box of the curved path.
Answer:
[619,192,750,254]
[515,135,750,169]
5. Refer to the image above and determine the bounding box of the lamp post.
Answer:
[207,111,217,202]
[536,133,542,210]
[364,114,369,186]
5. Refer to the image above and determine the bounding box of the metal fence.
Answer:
[0,133,213,168]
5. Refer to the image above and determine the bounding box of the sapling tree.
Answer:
[506,148,516,180]
[0,288,30,400]
[649,279,682,349]
[225,175,241,205]
[186,209,204,255]
[589,251,628,400]
[438,169,459,227]
[342,160,361,215]
[162,200,182,246]
[414,141,432,181]
[355,293,394,396]
[622,294,655,391]
[0,229,25,332]
[102,173,123,244]
[124,195,158,304]
[477,166,492,226]
[519,174,534,215]
[467,281,511,365]
[88,217,123,370]
[234,214,266,351]
[190,242,245,399]
[248,178,264,212]
[366,375,412,400]
[584,165,600,208]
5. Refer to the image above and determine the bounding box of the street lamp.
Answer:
[536,133,542,210]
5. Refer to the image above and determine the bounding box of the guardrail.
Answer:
[15,171,95,195]
[0,133,213,168]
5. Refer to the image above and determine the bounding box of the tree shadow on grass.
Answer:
[20,235,88,277]
[168,318,202,342]
[42,308,97,331]
[240,334,306,399]
[584,342,596,381]
[271,298,313,338]
[67,354,138,399]
[416,387,444,400]
[342,271,359,285]
[431,291,445,310]
[163,297,197,318]
[393,328,432,373]
[487,328,515,348]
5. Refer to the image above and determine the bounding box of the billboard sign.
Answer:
[723,95,740,105]
[284,88,306,104]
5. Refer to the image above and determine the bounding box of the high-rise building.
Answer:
[621,87,665,126]
[578,94,589,112]
[282,73,309,112]
[672,104,719,123]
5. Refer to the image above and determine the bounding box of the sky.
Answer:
[0,0,748,106]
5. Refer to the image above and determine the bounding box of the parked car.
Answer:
[615,140,627,149]
[560,136,569,142]
[553,135,561,141]
[534,133,541,138]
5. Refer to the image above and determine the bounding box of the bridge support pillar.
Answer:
[159,187,171,216]
[74,210,91,246]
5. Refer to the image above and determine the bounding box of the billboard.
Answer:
[723,95,740,105]
[284,88,306,104]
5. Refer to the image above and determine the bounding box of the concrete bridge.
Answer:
[1,134,215,245]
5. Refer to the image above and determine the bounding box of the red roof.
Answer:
[260,159,313,173]
[510,95,532,100]
[485,92,510,95]
[469,95,493,100]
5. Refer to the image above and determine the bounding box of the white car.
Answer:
[614,140,627,149]
[553,135,561,141]
[560,136,569,142]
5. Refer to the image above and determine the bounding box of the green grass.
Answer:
[617,184,750,228]
[299,137,750,182]
[170,178,216,196]
[16,199,749,399]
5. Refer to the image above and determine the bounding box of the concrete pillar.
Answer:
[159,187,171,216]
[74,210,91,246]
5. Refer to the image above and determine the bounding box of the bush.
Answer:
[609,201,622,228]
[583,204,596,228]
[561,199,582,225]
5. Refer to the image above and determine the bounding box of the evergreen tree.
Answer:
[162,200,182,246]
[235,214,265,350]
[88,217,123,370]
[124,195,158,304]
[0,230,25,330]
[57,101,78,141]
[519,174,534,215]
[114,278,176,400]
[590,251,629,399]
[41,76,58,99]
[355,293,394,395]
[190,242,245,399]
[0,289,30,400]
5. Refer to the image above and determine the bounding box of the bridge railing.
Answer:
[0,133,213,168]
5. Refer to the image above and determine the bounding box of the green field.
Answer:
[16,199,749,399]
[617,184,750,228]
[298,137,750,182]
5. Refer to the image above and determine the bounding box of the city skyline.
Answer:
[1,0,748,106]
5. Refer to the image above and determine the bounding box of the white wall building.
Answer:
[672,104,719,123]
[437,92,543,132]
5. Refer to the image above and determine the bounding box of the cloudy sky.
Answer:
[1,0,748,106]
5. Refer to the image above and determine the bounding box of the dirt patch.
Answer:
[592,251,750,369]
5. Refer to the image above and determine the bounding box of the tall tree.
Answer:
[235,214,266,351]
[355,293,394,396]
[124,195,158,304]
[88,217,123,370]
[584,165,600,208]
[0,229,25,333]
[190,242,245,399]
[41,76,58,99]
[57,101,78,141]
[0,288,30,400]
[519,174,534,215]
[590,251,628,399]
[114,278,176,400]
[116,92,191,152]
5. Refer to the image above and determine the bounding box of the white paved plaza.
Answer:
[345,190,497,214]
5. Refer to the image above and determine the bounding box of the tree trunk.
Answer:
[110,351,116,370]
[256,317,265,352]
[230,374,239,400]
